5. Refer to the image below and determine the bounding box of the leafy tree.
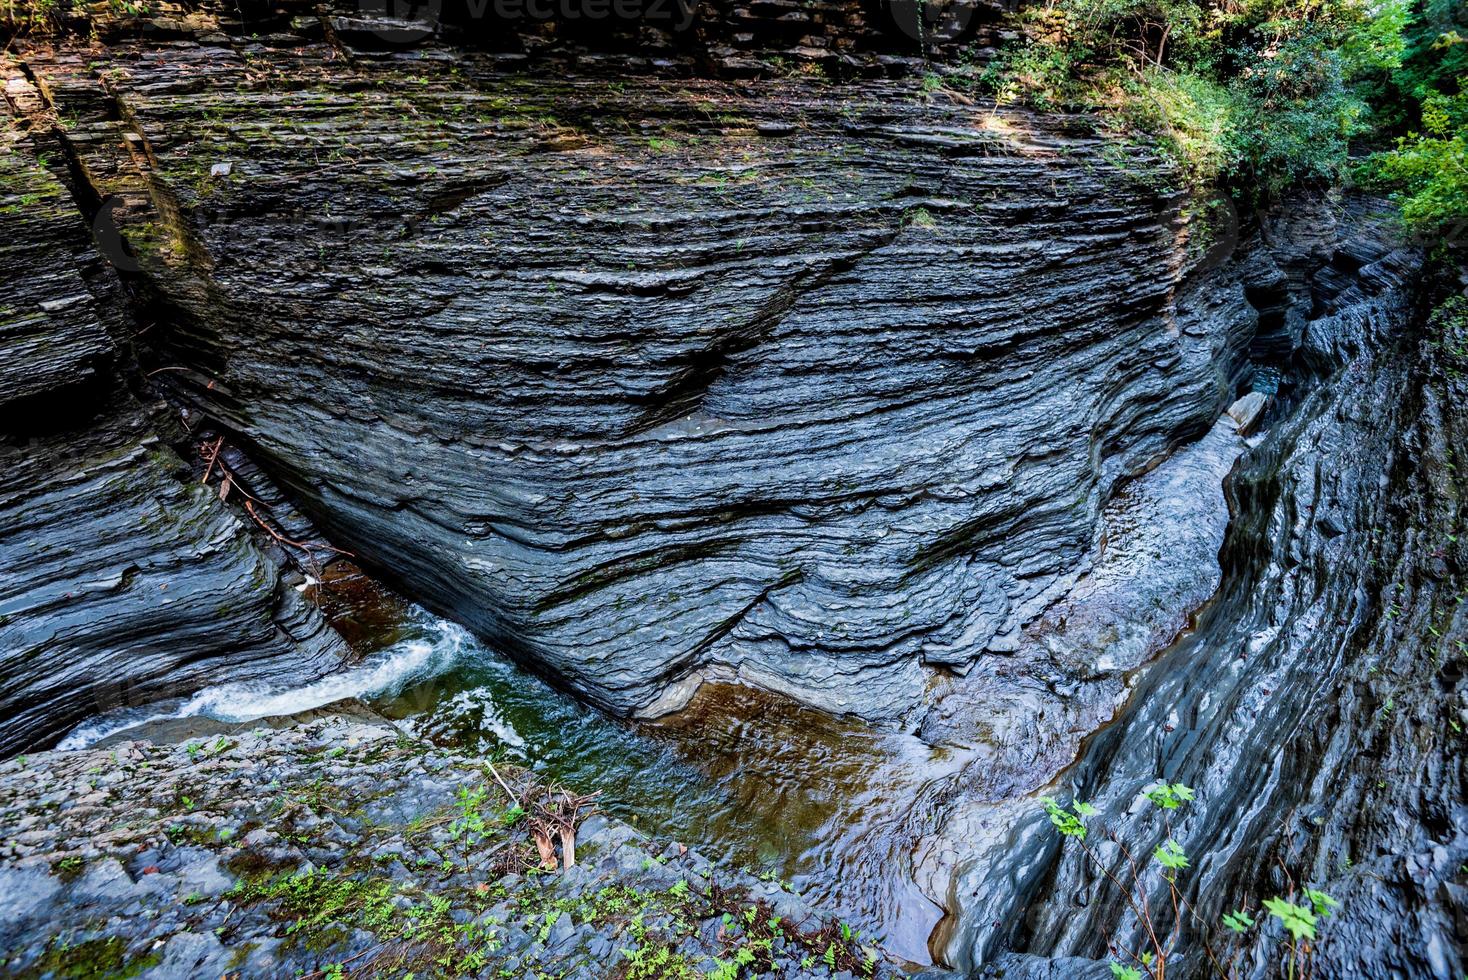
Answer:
[980,0,1411,201]
[1357,15,1467,244]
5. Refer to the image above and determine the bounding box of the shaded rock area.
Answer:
[0,712,925,979]
[0,88,349,756]
[77,0,1016,80]
[11,0,1274,725]
[913,413,1247,802]
[930,203,1468,979]
[0,119,111,411]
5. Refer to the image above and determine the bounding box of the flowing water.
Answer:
[59,592,960,964]
[57,412,1253,968]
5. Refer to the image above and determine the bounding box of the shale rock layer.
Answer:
[933,203,1466,980]
[0,96,347,756]
[13,4,1265,720]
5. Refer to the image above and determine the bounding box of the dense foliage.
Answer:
[980,0,1466,245]
[1356,0,1467,241]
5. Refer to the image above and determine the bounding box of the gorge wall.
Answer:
[0,94,348,757]
[928,203,1464,979]
[7,0,1265,735]
[4,4,1464,978]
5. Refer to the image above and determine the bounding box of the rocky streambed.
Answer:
[0,712,925,980]
[2,1,1466,977]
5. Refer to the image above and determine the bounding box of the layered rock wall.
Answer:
[934,203,1463,979]
[10,4,1267,721]
[0,87,348,755]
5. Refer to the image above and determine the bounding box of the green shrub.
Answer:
[1358,81,1467,241]
[979,0,1411,202]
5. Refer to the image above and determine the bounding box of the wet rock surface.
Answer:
[0,712,922,979]
[932,204,1468,979]
[3,6,1463,979]
[11,1,1267,724]
[0,101,348,757]
[0,116,111,412]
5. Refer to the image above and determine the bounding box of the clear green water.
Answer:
[365,608,965,964]
[62,581,961,965]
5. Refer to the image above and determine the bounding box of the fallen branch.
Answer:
[243,499,354,560]
[199,435,224,486]
[194,435,355,565]
[486,762,519,803]
[528,785,601,871]
[486,765,600,872]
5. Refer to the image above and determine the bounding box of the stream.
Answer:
[60,596,965,964]
[58,409,1257,969]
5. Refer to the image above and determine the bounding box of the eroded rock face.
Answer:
[4,8,1460,978]
[932,203,1465,980]
[0,125,111,412]
[0,106,347,756]
[13,5,1271,721]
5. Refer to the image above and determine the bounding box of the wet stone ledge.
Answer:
[0,712,941,979]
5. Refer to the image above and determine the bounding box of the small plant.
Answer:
[449,785,489,842]
[1263,897,1317,941]
[1154,839,1189,872]
[906,207,937,229]
[1042,796,1099,838]
[1041,790,1198,977]
[1222,909,1255,933]
[1144,782,1195,810]
[51,855,85,880]
[537,908,560,943]
[1039,781,1341,979]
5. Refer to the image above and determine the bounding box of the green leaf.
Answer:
[1144,781,1195,810]
[1264,897,1319,941]
[1304,888,1340,918]
[1072,801,1100,817]
[1041,797,1089,839]
[1154,839,1189,870]
[1110,963,1143,980]
[1222,909,1255,933]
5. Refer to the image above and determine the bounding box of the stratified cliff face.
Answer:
[0,103,347,756]
[9,2,1268,722]
[931,203,1465,980]
[4,6,1463,978]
